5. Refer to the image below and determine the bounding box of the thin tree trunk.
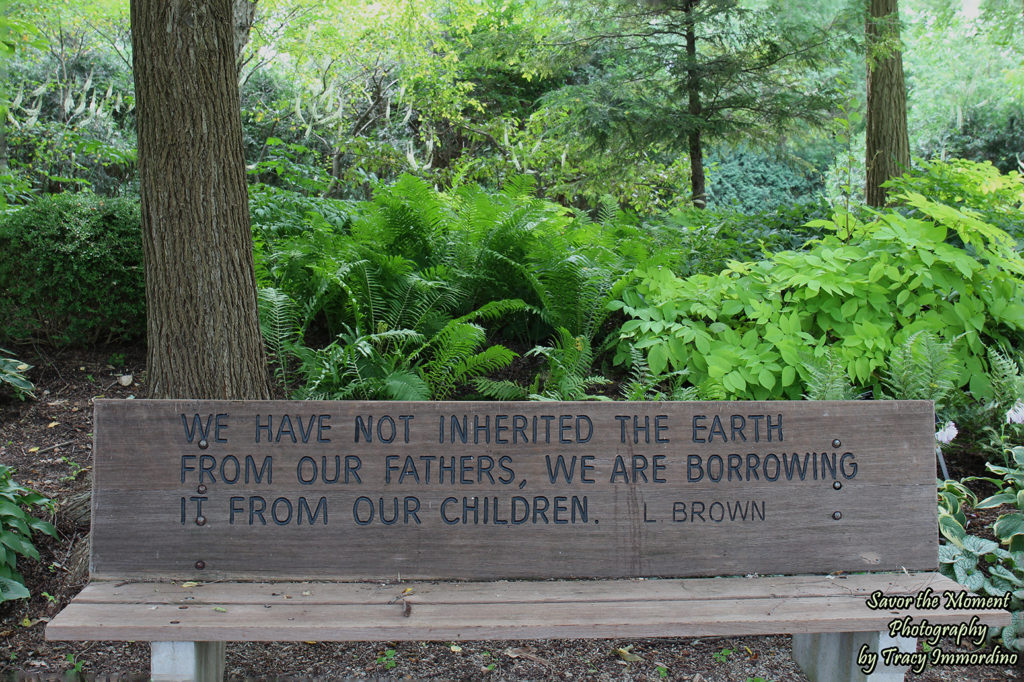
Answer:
[132,0,270,400]
[233,0,258,68]
[865,0,909,207]
[684,0,706,209]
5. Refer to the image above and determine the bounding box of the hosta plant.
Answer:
[1,465,57,602]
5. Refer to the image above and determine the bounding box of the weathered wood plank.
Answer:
[90,400,936,580]
[46,584,1010,642]
[66,573,964,606]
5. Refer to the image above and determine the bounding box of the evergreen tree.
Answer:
[547,0,851,207]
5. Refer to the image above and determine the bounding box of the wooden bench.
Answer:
[47,399,1011,681]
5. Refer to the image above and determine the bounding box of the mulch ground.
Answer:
[1,346,1022,681]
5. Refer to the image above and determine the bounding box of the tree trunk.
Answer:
[865,0,909,208]
[131,0,270,400]
[684,0,706,209]
[233,0,258,68]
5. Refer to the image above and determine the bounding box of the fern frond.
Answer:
[987,346,1024,409]
[257,287,300,388]
[801,348,858,400]
[383,370,431,401]
[472,377,528,401]
[882,331,958,408]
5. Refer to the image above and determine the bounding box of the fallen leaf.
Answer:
[180,581,199,588]
[47,421,59,428]
[745,645,758,661]
[301,590,312,596]
[20,616,33,627]
[212,607,227,613]
[450,644,462,652]
[305,641,317,644]
[118,374,133,387]
[402,587,415,595]
[503,647,553,667]
[614,645,643,662]
[27,447,39,453]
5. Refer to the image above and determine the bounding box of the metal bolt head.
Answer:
[198,439,209,449]
[832,511,842,520]
[195,516,206,526]
[197,484,207,494]
[194,560,206,570]
[831,439,841,448]
[833,481,842,490]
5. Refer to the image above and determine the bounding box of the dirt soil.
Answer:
[1,347,1022,681]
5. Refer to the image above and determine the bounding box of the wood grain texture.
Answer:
[91,400,936,580]
[47,573,1010,642]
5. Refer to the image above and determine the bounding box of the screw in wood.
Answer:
[198,439,209,449]
[833,481,842,490]
[831,439,841,448]
[832,511,842,520]
[195,516,206,526]
[197,484,207,494]
[194,560,206,570]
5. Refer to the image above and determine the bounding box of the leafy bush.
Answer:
[651,199,830,277]
[0,192,144,346]
[0,465,56,603]
[253,176,654,400]
[886,159,1024,239]
[0,350,33,400]
[705,146,826,213]
[939,448,1024,652]
[613,185,1024,400]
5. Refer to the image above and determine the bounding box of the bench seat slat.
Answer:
[66,572,960,606]
[48,573,1009,642]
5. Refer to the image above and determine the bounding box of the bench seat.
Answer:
[48,571,1006,642]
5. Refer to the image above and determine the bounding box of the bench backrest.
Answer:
[90,399,936,581]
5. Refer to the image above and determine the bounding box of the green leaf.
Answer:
[977,492,1018,508]
[648,344,669,375]
[0,532,39,560]
[0,576,31,602]
[994,513,1024,545]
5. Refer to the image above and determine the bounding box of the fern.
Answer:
[882,331,958,409]
[801,348,858,400]
[422,321,518,399]
[988,346,1024,411]
[619,347,689,401]
[472,377,529,401]
[257,287,301,389]
[528,327,611,401]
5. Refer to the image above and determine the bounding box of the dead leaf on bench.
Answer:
[180,581,199,588]
[212,607,228,612]
[614,645,643,662]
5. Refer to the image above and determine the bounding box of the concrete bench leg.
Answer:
[793,631,916,682]
[151,641,226,682]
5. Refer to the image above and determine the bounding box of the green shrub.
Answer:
[0,465,57,603]
[886,159,1024,239]
[613,189,1024,400]
[651,199,830,277]
[0,349,34,400]
[0,192,145,346]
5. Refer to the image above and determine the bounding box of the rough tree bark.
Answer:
[131,0,270,400]
[865,0,910,207]
[684,0,706,209]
